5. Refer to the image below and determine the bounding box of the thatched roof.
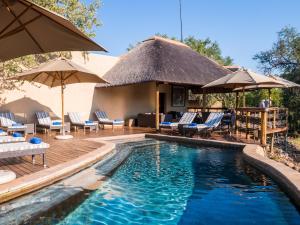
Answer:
[97,36,230,87]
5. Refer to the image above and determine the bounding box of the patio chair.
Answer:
[68,112,98,133]
[159,112,197,132]
[95,111,124,129]
[0,141,49,168]
[183,112,224,136]
[0,112,27,135]
[35,111,64,134]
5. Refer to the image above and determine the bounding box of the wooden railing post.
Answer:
[261,109,267,146]
[246,111,250,139]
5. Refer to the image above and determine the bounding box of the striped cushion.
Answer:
[0,142,49,152]
[95,111,110,121]
[0,136,25,143]
[0,112,17,127]
[36,112,52,125]
[178,112,197,124]
[68,112,82,124]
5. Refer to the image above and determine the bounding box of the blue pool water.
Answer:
[55,140,299,225]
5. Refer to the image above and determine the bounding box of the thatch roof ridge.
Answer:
[98,36,231,87]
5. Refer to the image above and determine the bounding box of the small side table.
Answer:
[25,123,35,134]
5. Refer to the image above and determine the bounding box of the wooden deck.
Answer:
[0,126,262,179]
[0,127,155,178]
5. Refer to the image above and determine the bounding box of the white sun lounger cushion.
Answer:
[95,111,124,124]
[36,112,52,126]
[0,136,25,143]
[68,112,97,126]
[0,142,49,154]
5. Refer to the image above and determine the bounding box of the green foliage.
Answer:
[0,0,102,104]
[254,26,300,74]
[245,89,283,107]
[128,34,233,66]
[254,26,300,132]
[184,36,233,66]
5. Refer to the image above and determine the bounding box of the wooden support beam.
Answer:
[242,88,246,107]
[246,111,250,139]
[261,110,267,146]
[155,83,160,131]
[202,93,207,113]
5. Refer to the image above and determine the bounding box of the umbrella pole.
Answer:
[268,89,271,107]
[242,88,246,107]
[61,83,65,136]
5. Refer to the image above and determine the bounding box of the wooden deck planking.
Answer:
[0,127,155,178]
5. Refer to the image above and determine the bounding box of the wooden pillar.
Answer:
[261,110,267,146]
[155,82,160,131]
[235,92,239,134]
[235,92,239,109]
[242,88,246,107]
[61,81,65,135]
[268,89,271,107]
[246,111,250,139]
[202,92,207,113]
[270,109,277,154]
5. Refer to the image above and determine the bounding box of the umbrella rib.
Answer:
[0,15,42,40]
[64,71,78,82]
[1,2,44,52]
[0,3,32,36]
[30,72,43,82]
[18,0,107,52]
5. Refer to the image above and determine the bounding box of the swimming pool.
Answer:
[43,139,300,224]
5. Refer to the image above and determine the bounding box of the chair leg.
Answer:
[32,155,35,165]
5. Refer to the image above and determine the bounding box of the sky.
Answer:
[91,0,300,72]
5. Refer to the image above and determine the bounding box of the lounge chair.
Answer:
[35,111,64,134]
[159,112,197,131]
[0,112,27,135]
[68,112,98,133]
[183,112,224,136]
[0,141,49,167]
[95,111,124,129]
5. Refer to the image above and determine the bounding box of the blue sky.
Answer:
[92,0,300,72]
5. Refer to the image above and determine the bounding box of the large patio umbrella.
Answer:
[233,75,300,104]
[10,58,107,139]
[202,69,284,107]
[0,0,106,62]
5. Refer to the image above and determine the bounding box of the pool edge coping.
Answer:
[146,133,300,207]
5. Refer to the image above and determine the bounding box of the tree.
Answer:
[0,0,102,104]
[254,26,300,75]
[254,26,300,132]
[128,34,233,66]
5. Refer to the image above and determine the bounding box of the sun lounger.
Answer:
[0,135,25,143]
[159,112,197,131]
[0,112,27,135]
[0,142,49,167]
[95,111,124,129]
[68,112,98,132]
[35,111,64,134]
[183,112,224,136]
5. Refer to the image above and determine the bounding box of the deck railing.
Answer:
[188,106,289,150]
[235,107,288,150]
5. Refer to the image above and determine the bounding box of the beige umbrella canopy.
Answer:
[234,75,300,91]
[11,58,107,138]
[0,0,106,62]
[202,69,285,107]
[202,69,283,90]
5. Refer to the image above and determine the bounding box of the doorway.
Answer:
[159,93,166,114]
